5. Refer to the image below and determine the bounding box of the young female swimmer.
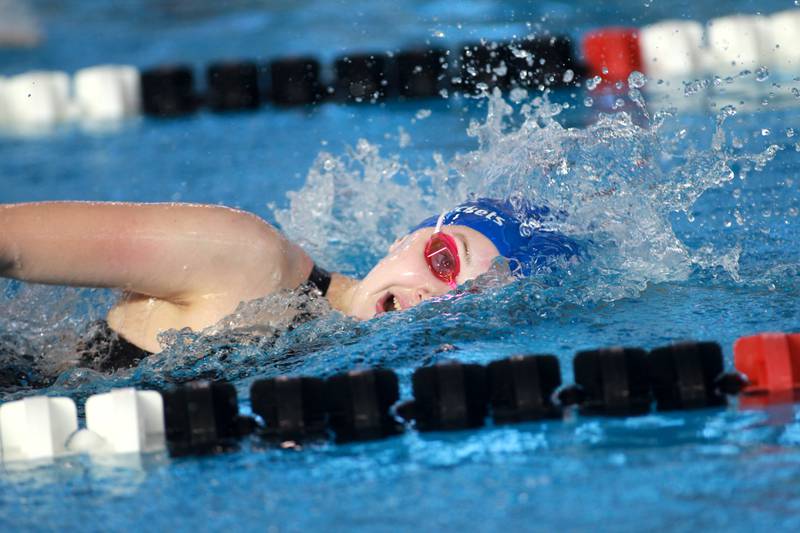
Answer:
[0,198,581,359]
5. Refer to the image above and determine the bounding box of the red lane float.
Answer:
[734,332,800,407]
[582,28,642,85]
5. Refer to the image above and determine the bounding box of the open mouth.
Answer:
[377,292,401,314]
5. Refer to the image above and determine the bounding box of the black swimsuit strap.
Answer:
[306,264,332,296]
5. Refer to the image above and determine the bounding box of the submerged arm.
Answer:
[0,201,313,305]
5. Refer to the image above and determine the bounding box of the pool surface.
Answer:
[2,0,800,531]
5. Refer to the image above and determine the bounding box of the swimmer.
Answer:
[0,198,581,360]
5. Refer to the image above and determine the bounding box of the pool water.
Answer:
[2,0,800,531]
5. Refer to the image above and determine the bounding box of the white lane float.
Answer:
[84,387,165,454]
[0,396,78,463]
[0,70,73,130]
[74,65,141,122]
[762,9,800,73]
[639,20,705,81]
[705,15,767,75]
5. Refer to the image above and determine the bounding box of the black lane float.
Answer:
[137,35,582,117]
[158,340,750,457]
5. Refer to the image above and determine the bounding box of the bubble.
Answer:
[755,66,770,82]
[509,88,528,103]
[628,71,647,89]
[415,109,432,120]
[719,104,737,119]
[583,96,594,107]
[586,76,602,91]
[761,128,770,136]
[562,69,575,83]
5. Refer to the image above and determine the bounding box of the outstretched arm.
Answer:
[0,201,313,305]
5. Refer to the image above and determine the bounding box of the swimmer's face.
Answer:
[348,225,500,320]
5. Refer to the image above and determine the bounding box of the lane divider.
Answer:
[2,8,800,134]
[10,335,795,465]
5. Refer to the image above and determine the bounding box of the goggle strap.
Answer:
[434,211,447,233]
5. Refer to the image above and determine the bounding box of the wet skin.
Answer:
[345,225,501,320]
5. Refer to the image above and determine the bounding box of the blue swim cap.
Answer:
[410,198,582,276]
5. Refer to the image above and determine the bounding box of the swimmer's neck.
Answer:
[326,273,359,316]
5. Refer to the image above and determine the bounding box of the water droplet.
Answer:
[439,88,449,99]
[415,109,432,120]
[323,158,335,171]
[761,128,770,136]
[792,87,800,98]
[789,207,799,217]
[720,104,737,118]
[585,76,602,91]
[755,66,770,82]
[602,67,609,75]
[613,98,625,110]
[562,69,575,83]
[628,71,646,88]
[788,128,796,138]
[509,88,528,103]
[583,96,594,107]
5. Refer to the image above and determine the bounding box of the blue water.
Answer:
[2,0,800,531]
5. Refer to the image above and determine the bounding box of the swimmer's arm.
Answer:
[0,202,313,304]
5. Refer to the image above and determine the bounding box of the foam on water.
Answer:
[275,76,784,297]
